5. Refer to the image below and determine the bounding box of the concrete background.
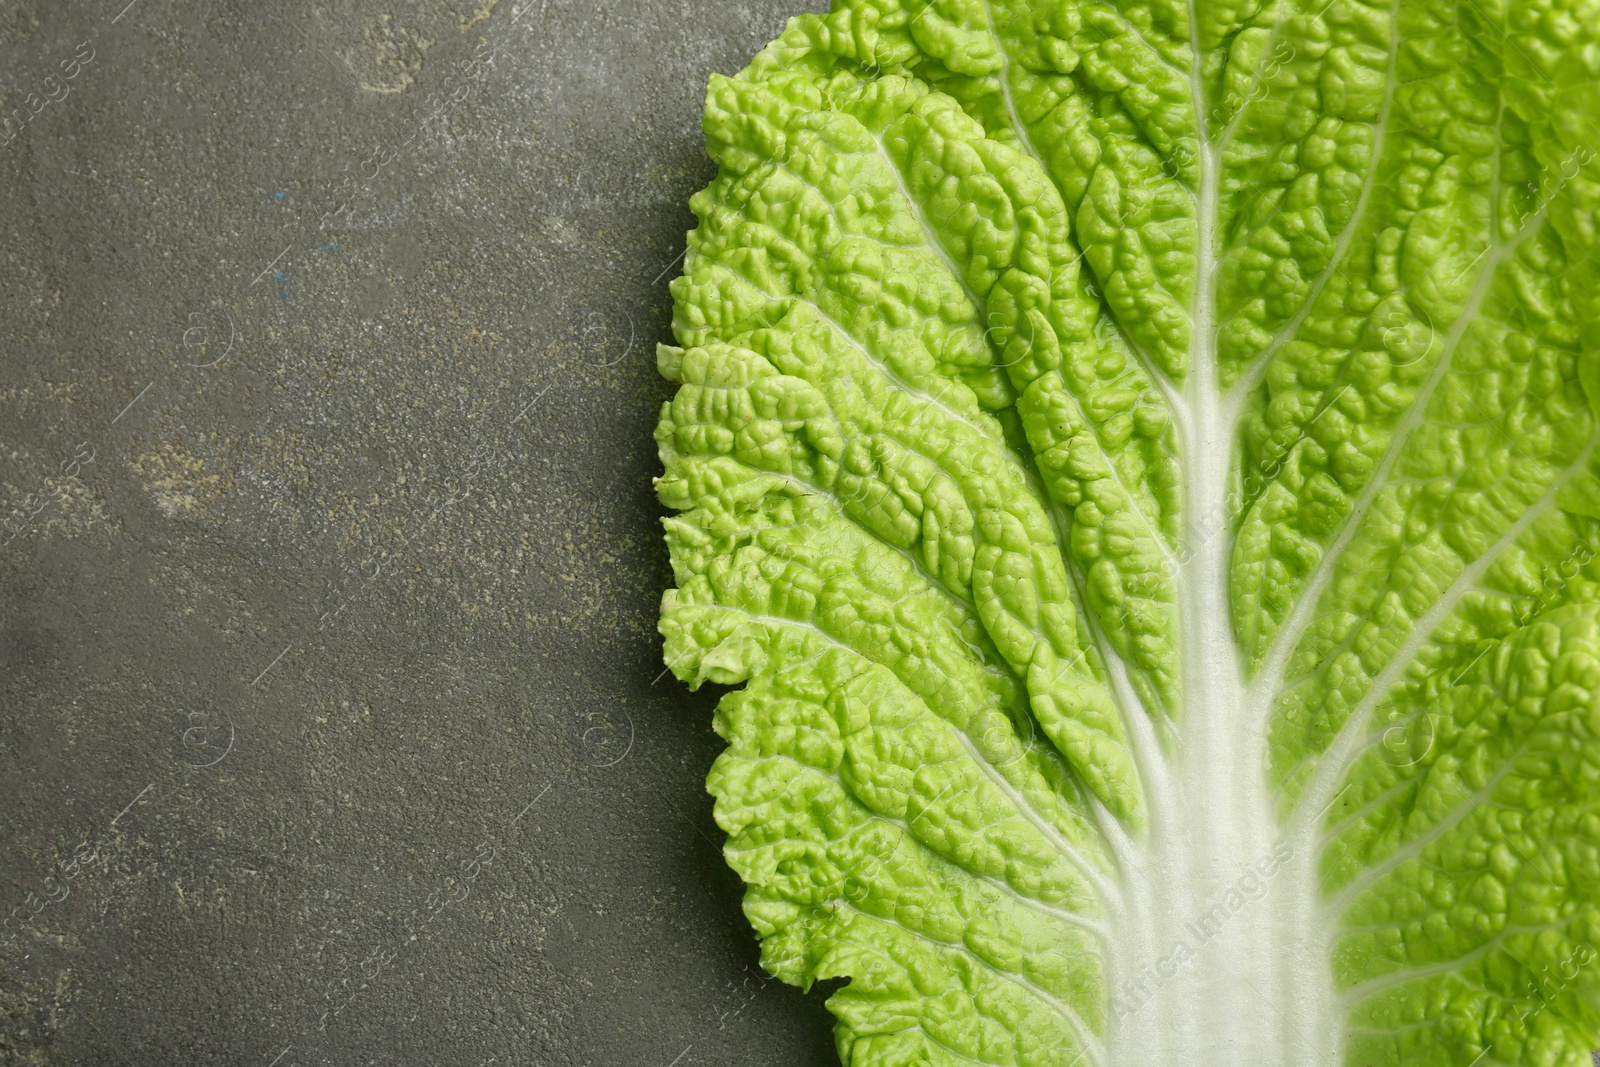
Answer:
[0,0,838,1063]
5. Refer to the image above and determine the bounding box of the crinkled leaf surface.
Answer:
[652,0,1600,1062]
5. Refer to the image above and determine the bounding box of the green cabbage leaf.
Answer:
[652,0,1600,1062]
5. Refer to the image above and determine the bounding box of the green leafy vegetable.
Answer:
[652,0,1600,1062]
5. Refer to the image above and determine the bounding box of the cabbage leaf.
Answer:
[652,0,1600,1062]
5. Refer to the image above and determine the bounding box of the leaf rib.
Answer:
[724,606,1125,900]
[745,749,1112,935]
[833,896,1110,1063]
[1248,201,1559,710]
[1289,433,1599,831]
[1221,0,1403,405]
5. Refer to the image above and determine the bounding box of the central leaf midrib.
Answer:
[887,7,1262,1053]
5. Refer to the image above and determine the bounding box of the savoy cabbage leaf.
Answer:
[651,0,1600,1062]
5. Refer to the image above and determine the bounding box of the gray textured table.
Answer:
[0,1,837,1063]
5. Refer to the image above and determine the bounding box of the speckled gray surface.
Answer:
[0,1,837,1063]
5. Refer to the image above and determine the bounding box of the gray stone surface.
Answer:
[0,1,836,1063]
